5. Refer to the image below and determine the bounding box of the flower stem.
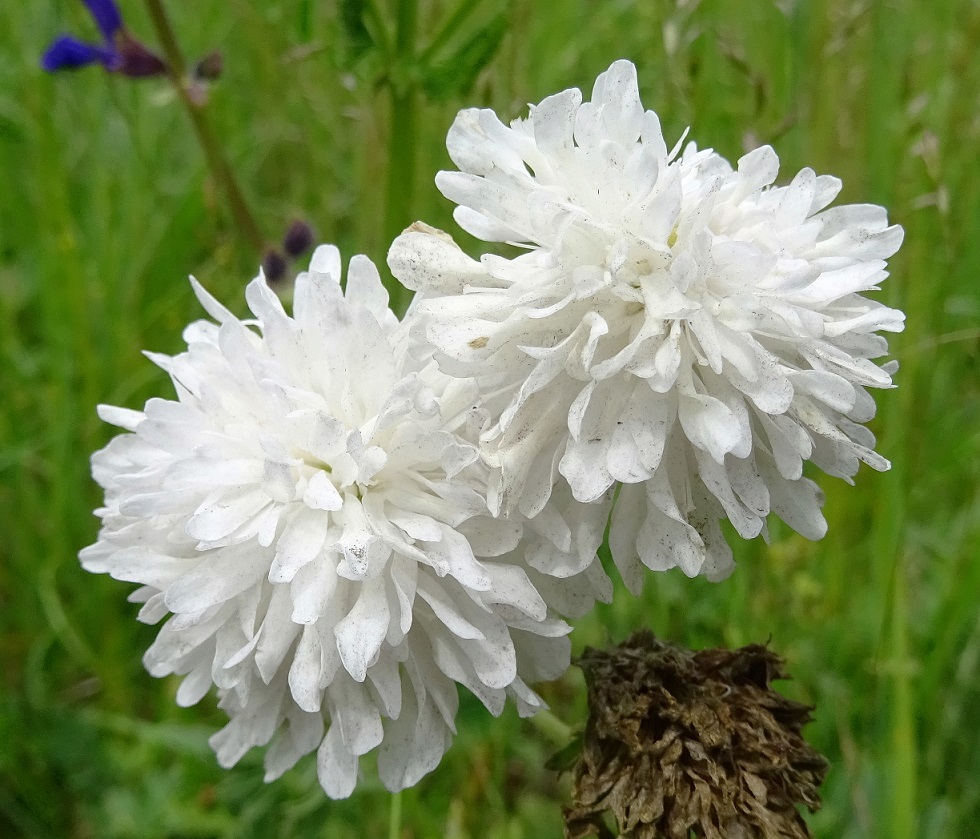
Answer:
[529,707,573,745]
[142,0,265,255]
[387,789,402,839]
[383,0,419,313]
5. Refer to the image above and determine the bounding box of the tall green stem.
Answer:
[385,89,416,258]
[388,789,403,839]
[383,0,419,313]
[142,0,265,254]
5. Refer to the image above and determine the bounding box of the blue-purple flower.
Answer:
[41,0,167,78]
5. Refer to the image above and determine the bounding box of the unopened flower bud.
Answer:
[116,33,167,78]
[262,248,288,283]
[283,218,315,258]
[194,50,223,81]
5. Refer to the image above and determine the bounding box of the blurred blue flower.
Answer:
[41,0,167,78]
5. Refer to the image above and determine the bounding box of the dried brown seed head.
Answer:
[563,631,828,839]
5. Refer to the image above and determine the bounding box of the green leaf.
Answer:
[544,734,583,775]
[419,9,509,102]
[339,0,375,64]
[0,97,24,144]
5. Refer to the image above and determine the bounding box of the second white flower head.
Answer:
[390,59,904,585]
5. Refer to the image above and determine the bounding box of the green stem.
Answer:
[393,0,419,76]
[142,0,265,255]
[384,88,416,242]
[889,554,916,839]
[383,0,419,314]
[388,789,402,839]
[529,708,573,745]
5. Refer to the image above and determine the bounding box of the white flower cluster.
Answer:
[85,246,608,797]
[84,60,903,797]
[389,59,904,586]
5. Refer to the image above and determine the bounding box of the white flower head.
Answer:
[82,246,609,798]
[389,59,905,586]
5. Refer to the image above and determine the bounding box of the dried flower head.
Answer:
[563,632,828,839]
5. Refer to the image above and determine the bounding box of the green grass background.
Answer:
[2,1,978,837]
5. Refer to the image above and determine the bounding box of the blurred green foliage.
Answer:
[1,1,979,837]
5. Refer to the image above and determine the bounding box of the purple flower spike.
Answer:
[41,0,167,78]
[41,35,117,72]
[82,0,124,43]
[116,34,168,77]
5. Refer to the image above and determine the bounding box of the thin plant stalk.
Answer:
[388,789,402,839]
[383,0,419,313]
[529,707,573,746]
[142,0,265,255]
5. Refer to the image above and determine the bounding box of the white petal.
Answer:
[329,677,384,755]
[345,253,390,316]
[190,276,236,323]
[186,490,270,543]
[678,392,740,463]
[531,88,581,159]
[270,508,328,583]
[288,623,324,712]
[482,563,547,621]
[304,470,343,511]
[96,404,144,431]
[377,675,451,792]
[316,722,359,800]
[335,576,390,682]
[592,59,644,146]
[165,548,266,614]
[264,710,324,782]
[388,228,490,293]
